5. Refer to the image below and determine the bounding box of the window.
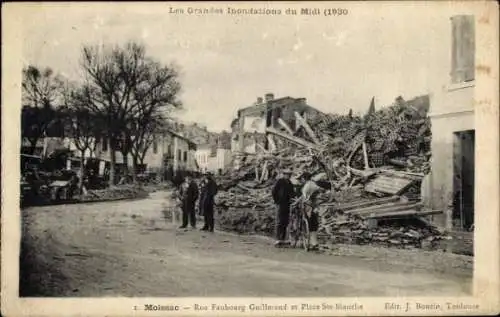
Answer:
[153,139,158,154]
[177,149,181,160]
[183,151,187,162]
[167,144,172,156]
[451,15,475,83]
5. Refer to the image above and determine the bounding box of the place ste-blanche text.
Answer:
[193,303,363,312]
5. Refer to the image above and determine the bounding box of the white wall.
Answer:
[426,15,476,227]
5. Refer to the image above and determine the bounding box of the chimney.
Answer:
[257,97,263,104]
[265,93,274,102]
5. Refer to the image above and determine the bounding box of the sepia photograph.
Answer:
[2,1,499,316]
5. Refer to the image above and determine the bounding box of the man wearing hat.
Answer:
[299,171,331,250]
[200,172,218,232]
[271,168,296,246]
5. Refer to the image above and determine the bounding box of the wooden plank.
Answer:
[363,209,443,220]
[267,135,277,152]
[336,196,400,211]
[256,143,269,154]
[365,183,410,195]
[379,169,425,180]
[365,174,414,195]
[362,142,370,169]
[277,118,295,136]
[348,167,377,178]
[351,203,422,216]
[346,201,418,215]
[259,161,268,182]
[265,127,320,151]
[294,112,320,144]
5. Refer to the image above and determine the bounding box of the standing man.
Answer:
[300,172,331,251]
[272,169,295,247]
[179,174,199,229]
[200,172,218,232]
[198,176,207,216]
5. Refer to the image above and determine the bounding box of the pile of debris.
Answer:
[317,196,446,249]
[82,185,149,202]
[218,208,275,235]
[215,96,443,250]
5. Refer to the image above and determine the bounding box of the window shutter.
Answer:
[451,16,459,83]
[451,15,475,83]
[463,15,475,82]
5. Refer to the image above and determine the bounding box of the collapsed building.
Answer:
[216,15,475,256]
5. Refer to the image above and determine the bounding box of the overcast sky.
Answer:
[21,2,464,132]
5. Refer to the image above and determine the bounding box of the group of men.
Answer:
[177,172,218,232]
[272,168,331,251]
[175,167,330,251]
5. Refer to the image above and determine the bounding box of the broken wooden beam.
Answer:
[335,196,401,211]
[362,142,370,169]
[364,174,416,195]
[277,118,295,136]
[379,169,425,180]
[267,135,277,152]
[294,112,321,145]
[348,167,377,178]
[363,209,443,220]
[349,202,423,216]
[265,127,320,151]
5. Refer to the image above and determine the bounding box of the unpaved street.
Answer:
[20,191,472,297]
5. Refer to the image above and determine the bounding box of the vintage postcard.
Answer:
[1,1,499,316]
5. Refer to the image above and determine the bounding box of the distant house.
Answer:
[195,143,232,175]
[427,15,475,230]
[76,128,198,180]
[231,93,323,154]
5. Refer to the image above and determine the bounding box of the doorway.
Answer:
[452,130,475,230]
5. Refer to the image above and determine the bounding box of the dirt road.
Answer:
[20,190,472,297]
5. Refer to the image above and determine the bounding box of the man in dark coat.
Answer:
[271,169,296,246]
[198,177,207,216]
[200,172,218,232]
[179,175,199,229]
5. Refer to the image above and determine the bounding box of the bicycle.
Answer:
[288,197,311,251]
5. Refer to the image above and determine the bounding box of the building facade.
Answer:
[231,93,323,154]
[427,15,475,230]
[195,144,232,174]
[65,129,198,179]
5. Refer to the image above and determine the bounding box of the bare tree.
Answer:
[21,65,64,155]
[79,42,182,186]
[129,60,182,180]
[61,83,104,194]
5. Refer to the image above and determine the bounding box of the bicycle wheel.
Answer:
[300,217,310,251]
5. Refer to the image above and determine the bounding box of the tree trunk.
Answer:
[79,151,85,195]
[109,137,116,187]
[131,157,138,184]
[121,150,129,176]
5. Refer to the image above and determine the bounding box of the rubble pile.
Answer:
[216,183,274,210]
[214,97,440,250]
[218,208,275,235]
[318,206,446,250]
[82,185,149,202]
[309,100,432,173]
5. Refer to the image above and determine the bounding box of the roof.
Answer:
[238,96,295,113]
[164,129,197,147]
[237,96,322,118]
[196,143,212,150]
